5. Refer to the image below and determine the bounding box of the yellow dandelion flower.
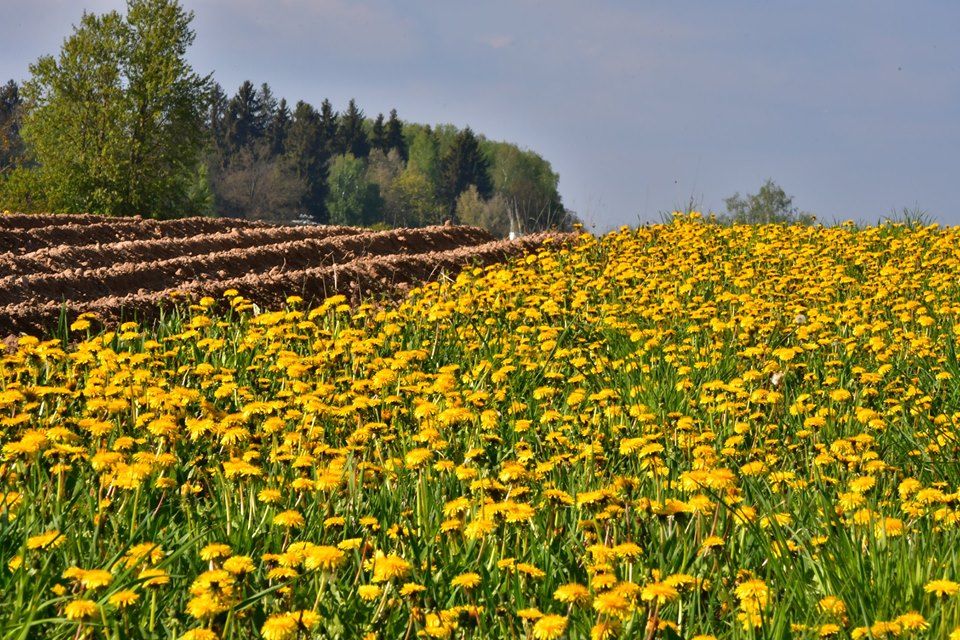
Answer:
[533,615,568,640]
[64,598,98,620]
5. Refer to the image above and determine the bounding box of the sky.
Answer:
[1,0,958,230]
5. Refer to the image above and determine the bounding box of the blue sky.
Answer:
[2,1,958,229]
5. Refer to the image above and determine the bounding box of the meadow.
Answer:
[2,215,960,639]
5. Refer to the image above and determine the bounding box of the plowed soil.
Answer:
[0,214,571,335]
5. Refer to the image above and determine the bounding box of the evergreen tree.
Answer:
[371,113,386,152]
[223,81,264,153]
[284,100,329,222]
[385,108,405,159]
[438,126,492,215]
[206,82,228,147]
[337,98,369,158]
[319,99,338,156]
[17,0,211,216]
[266,98,290,156]
[0,80,24,173]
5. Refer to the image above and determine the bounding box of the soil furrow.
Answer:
[0,233,570,334]
[0,216,269,253]
[0,225,363,277]
[0,226,494,306]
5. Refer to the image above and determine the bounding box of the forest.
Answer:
[0,0,571,235]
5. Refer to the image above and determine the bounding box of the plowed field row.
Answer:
[0,216,269,253]
[0,226,495,306]
[0,234,560,334]
[1,224,364,277]
[0,214,568,335]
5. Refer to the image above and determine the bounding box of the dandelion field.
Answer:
[4,216,960,639]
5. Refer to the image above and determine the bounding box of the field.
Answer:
[0,214,558,335]
[2,214,960,639]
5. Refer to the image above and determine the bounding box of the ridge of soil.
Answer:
[0,214,571,336]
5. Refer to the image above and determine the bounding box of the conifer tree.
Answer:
[438,126,492,215]
[285,100,329,222]
[371,113,386,152]
[337,98,369,158]
[385,108,406,159]
[223,81,264,153]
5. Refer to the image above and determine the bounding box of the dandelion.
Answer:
[108,589,140,608]
[371,552,411,582]
[533,615,568,639]
[358,585,382,601]
[553,583,590,605]
[451,572,481,589]
[64,598,98,620]
[26,530,64,550]
[273,510,305,528]
[924,579,960,597]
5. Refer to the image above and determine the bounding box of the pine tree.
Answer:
[257,83,277,134]
[266,98,290,156]
[319,99,338,156]
[0,80,24,172]
[285,100,329,222]
[371,113,386,152]
[206,82,228,147]
[385,108,405,159]
[438,126,492,215]
[337,98,369,158]
[223,80,264,153]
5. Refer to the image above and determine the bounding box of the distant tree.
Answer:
[217,146,305,220]
[326,153,380,226]
[391,168,443,227]
[371,113,387,152]
[366,148,405,224]
[385,108,406,159]
[0,80,24,174]
[266,98,290,156]
[438,126,492,215]
[15,0,212,216]
[206,82,228,146]
[456,185,511,236]
[285,100,330,222]
[407,127,439,188]
[319,99,338,154]
[257,83,277,126]
[722,179,814,224]
[223,81,264,154]
[337,99,369,158]
[485,141,566,232]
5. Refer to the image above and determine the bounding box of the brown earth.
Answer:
[0,214,571,336]
[0,216,269,253]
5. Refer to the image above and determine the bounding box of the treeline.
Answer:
[0,0,573,235]
[202,81,571,233]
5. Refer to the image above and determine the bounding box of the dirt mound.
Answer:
[0,214,570,335]
[0,216,269,253]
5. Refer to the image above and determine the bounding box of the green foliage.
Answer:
[325,153,381,226]
[405,128,440,189]
[484,141,567,232]
[337,99,369,159]
[390,168,444,227]
[721,179,815,225]
[455,185,510,236]
[16,0,211,216]
[0,80,24,174]
[438,127,492,215]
